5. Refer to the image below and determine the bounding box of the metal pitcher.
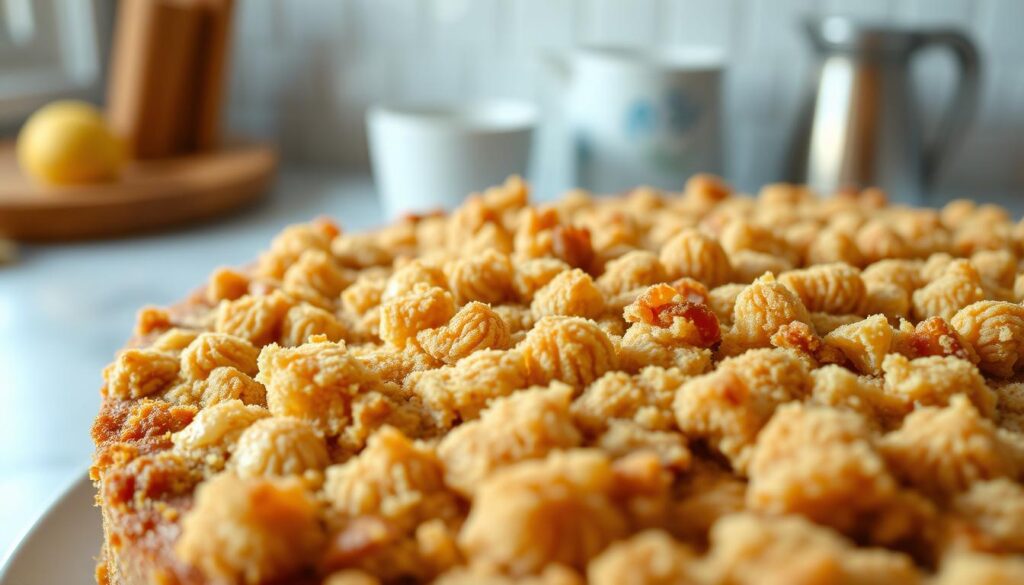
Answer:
[787,16,980,200]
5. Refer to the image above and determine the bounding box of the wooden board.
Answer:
[0,140,277,240]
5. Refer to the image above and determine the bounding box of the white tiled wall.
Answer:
[226,0,1024,196]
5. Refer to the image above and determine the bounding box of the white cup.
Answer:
[548,46,725,194]
[367,101,537,219]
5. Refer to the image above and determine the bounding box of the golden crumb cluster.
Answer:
[93,176,1024,585]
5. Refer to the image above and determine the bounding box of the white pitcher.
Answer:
[546,46,725,194]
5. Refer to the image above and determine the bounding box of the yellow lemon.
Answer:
[17,100,124,185]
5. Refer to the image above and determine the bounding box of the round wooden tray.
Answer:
[0,140,277,240]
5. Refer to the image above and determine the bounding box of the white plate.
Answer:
[0,472,100,585]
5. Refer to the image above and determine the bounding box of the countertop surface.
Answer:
[1,169,1021,559]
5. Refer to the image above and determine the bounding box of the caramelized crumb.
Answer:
[135,306,171,336]
[651,301,721,346]
[551,225,595,271]
[908,316,978,362]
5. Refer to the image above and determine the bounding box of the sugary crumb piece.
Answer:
[256,221,335,279]
[728,250,794,285]
[951,478,1024,554]
[438,383,581,496]
[550,224,595,271]
[881,353,996,417]
[166,366,267,408]
[382,260,447,302]
[206,267,251,304]
[323,425,456,530]
[623,283,721,348]
[898,315,979,363]
[323,569,382,585]
[171,399,269,452]
[595,420,691,470]
[135,306,171,336]
[417,302,512,364]
[586,530,698,585]
[879,396,1024,498]
[231,416,329,478]
[379,285,456,348]
[769,321,844,366]
[596,250,668,296]
[445,249,515,305]
[282,249,351,309]
[933,552,1024,585]
[519,316,617,387]
[855,219,911,265]
[951,300,1024,378]
[721,273,812,355]
[531,268,605,319]
[175,472,324,584]
[861,282,911,319]
[571,366,686,434]
[674,348,811,472]
[512,257,571,303]
[280,303,348,347]
[150,328,201,352]
[406,349,529,429]
[746,403,903,536]
[256,340,380,436]
[704,513,921,585]
[458,449,628,575]
[823,314,893,375]
[103,349,180,400]
[180,332,259,381]
[433,565,583,585]
[351,343,440,385]
[215,291,294,347]
[778,262,865,314]
[658,229,732,288]
[912,259,986,321]
[808,365,907,425]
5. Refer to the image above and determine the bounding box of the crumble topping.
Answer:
[92,176,1024,584]
[175,472,324,584]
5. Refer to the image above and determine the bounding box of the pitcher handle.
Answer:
[912,30,981,188]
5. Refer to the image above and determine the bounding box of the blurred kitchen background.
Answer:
[2,0,1024,559]
[173,0,1024,194]
[2,0,1023,195]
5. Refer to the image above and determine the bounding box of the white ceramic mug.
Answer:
[367,101,537,219]
[548,46,725,194]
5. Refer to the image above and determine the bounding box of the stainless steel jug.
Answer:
[788,17,980,200]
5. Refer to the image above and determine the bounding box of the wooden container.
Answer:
[106,0,235,159]
[194,0,234,150]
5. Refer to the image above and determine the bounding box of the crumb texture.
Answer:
[92,176,1024,584]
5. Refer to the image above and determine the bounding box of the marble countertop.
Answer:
[0,170,382,557]
[1,168,1020,558]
